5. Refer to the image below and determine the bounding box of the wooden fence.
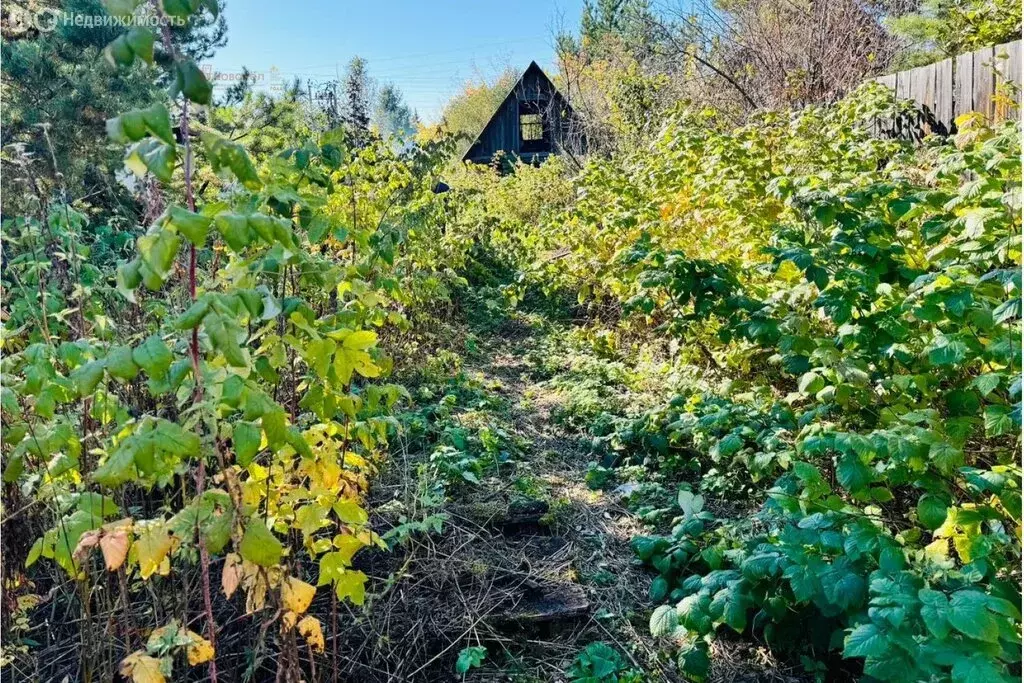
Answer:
[871,39,1021,137]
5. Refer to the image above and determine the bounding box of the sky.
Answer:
[207,0,587,123]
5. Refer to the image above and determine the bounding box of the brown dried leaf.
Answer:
[100,530,130,571]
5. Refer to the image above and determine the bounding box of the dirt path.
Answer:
[339,323,670,682]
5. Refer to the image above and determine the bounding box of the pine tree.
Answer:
[343,56,371,144]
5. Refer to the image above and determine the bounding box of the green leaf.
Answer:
[333,500,368,525]
[173,59,213,105]
[125,139,176,183]
[798,371,825,395]
[983,405,1013,437]
[103,0,143,18]
[162,0,198,18]
[677,489,704,518]
[649,605,678,636]
[215,213,253,252]
[836,453,872,491]
[951,654,1009,683]
[25,537,43,568]
[92,442,138,487]
[137,227,181,281]
[106,345,139,381]
[261,409,287,448]
[918,588,951,638]
[649,575,670,602]
[973,373,1002,397]
[71,360,106,396]
[167,205,213,246]
[304,338,336,379]
[202,132,262,190]
[132,335,172,379]
[104,34,134,66]
[1,388,21,418]
[929,441,963,475]
[717,433,743,457]
[174,298,210,330]
[928,339,968,366]
[124,27,155,64]
[153,419,200,456]
[3,454,25,483]
[844,623,888,658]
[992,297,1021,324]
[947,590,999,642]
[917,494,948,531]
[233,421,261,467]
[239,521,283,567]
[116,258,143,302]
[455,646,487,674]
[204,312,248,367]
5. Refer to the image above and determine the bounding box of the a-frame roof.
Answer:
[460,61,574,162]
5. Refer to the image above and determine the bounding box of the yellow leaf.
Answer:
[100,530,130,571]
[222,553,243,599]
[135,526,175,580]
[343,330,377,351]
[281,576,316,614]
[120,651,166,683]
[186,632,215,666]
[334,569,367,606]
[332,534,366,565]
[297,615,325,653]
[282,610,298,630]
[333,500,368,525]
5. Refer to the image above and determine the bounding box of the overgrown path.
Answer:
[343,320,670,681]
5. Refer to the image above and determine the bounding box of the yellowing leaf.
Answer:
[100,530,130,571]
[120,652,166,683]
[343,330,377,351]
[281,577,316,615]
[186,633,215,666]
[333,499,368,525]
[135,526,175,580]
[334,569,367,605]
[297,615,325,653]
[333,533,367,565]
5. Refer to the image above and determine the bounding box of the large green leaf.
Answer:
[947,590,999,642]
[844,623,888,658]
[239,522,282,567]
[132,335,172,379]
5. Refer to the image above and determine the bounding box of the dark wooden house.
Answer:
[462,61,582,167]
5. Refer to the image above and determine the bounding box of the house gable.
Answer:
[461,61,580,166]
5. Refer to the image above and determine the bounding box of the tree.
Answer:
[434,68,517,157]
[343,56,372,143]
[887,0,1022,65]
[373,83,413,143]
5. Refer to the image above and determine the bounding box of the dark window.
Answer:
[520,113,543,141]
[519,100,549,152]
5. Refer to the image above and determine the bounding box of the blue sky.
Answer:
[208,0,586,123]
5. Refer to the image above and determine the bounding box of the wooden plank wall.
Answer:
[871,39,1021,138]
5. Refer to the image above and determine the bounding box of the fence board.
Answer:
[972,45,996,120]
[870,40,1020,136]
[954,50,975,118]
[995,41,1022,120]
[934,58,953,125]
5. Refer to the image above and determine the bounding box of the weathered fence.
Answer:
[871,39,1021,137]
